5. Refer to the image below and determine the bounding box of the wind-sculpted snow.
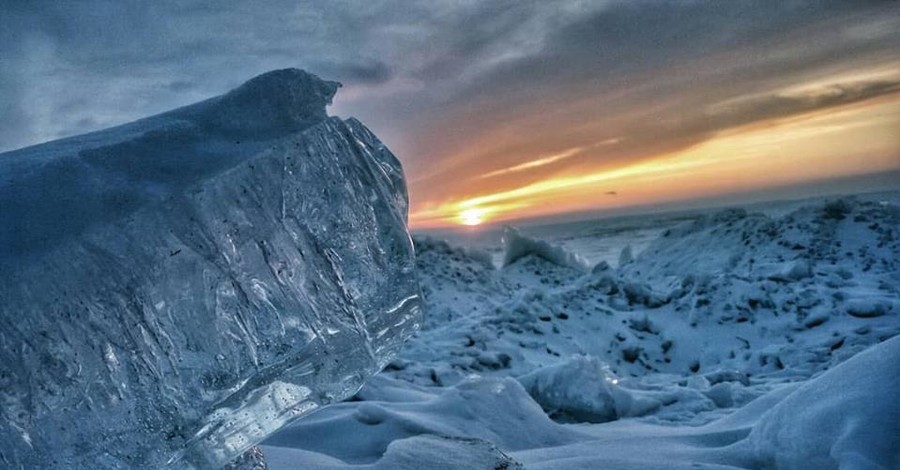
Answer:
[745,334,900,469]
[0,69,422,469]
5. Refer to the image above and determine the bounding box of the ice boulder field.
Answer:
[263,195,900,469]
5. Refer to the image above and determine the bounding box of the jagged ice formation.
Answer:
[0,69,422,469]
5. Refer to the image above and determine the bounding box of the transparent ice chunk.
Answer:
[0,69,422,468]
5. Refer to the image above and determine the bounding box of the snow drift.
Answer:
[744,334,900,469]
[262,336,899,469]
[0,69,422,469]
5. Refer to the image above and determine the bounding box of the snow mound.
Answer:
[0,69,421,469]
[767,259,812,282]
[518,356,662,423]
[845,298,893,318]
[746,335,900,469]
[263,375,582,465]
[502,226,589,271]
[266,435,523,470]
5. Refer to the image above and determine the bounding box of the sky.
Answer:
[2,0,899,228]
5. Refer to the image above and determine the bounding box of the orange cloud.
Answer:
[410,92,900,229]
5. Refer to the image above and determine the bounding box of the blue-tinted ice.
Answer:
[0,69,422,468]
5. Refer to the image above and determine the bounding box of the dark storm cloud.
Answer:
[1,0,898,212]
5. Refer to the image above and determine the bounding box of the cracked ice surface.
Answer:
[0,69,422,468]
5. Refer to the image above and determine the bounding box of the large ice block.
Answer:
[0,69,422,468]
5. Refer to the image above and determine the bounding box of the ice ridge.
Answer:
[0,69,421,469]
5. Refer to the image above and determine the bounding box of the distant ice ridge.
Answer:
[502,226,589,272]
[0,69,422,468]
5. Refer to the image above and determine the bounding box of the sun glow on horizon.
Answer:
[458,208,487,226]
[412,94,900,229]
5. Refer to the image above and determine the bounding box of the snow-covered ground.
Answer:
[264,193,900,469]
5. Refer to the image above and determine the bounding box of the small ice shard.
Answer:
[501,226,588,271]
[618,245,634,267]
[0,69,422,468]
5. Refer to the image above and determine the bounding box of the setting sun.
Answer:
[458,208,486,226]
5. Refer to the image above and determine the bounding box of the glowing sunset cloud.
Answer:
[478,147,584,179]
[478,139,619,180]
[411,90,900,228]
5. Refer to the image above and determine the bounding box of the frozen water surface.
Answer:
[0,69,422,468]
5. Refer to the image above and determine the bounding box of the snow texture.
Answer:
[265,195,899,469]
[0,69,422,469]
[745,335,900,469]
